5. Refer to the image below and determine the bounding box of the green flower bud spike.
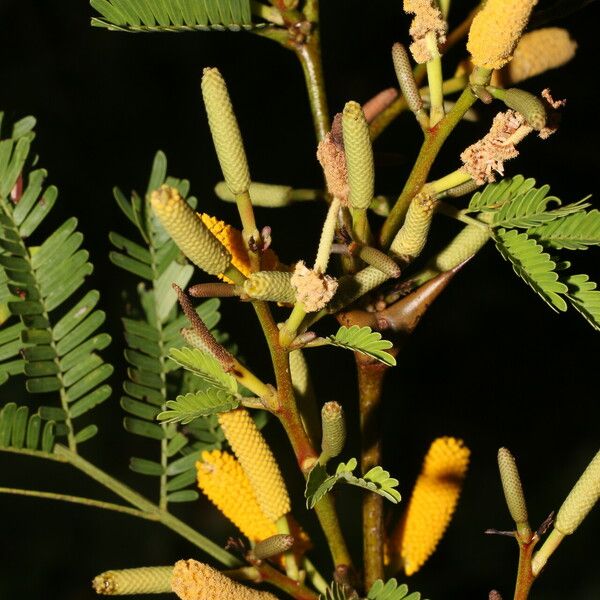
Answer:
[487,87,547,131]
[343,101,374,244]
[320,401,346,461]
[392,43,429,129]
[389,192,437,260]
[252,534,295,560]
[150,185,235,278]
[348,243,402,278]
[498,447,531,540]
[243,271,296,304]
[532,449,600,576]
[93,566,173,595]
[215,181,320,207]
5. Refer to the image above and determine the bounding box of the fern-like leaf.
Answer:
[90,0,258,32]
[0,402,56,454]
[528,209,600,250]
[326,325,396,366]
[169,347,238,395]
[113,151,224,505]
[319,582,357,600]
[493,228,568,312]
[467,175,536,212]
[158,389,240,424]
[564,274,600,331]
[0,115,112,450]
[367,578,425,600]
[305,457,401,509]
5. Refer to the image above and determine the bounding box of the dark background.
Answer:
[0,1,598,598]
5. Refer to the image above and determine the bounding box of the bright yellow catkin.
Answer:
[197,450,277,542]
[498,447,530,535]
[93,567,173,595]
[398,437,470,576]
[150,186,231,276]
[555,449,600,536]
[467,0,538,70]
[218,408,290,521]
[496,28,577,86]
[243,271,296,303]
[201,68,250,196]
[389,193,437,259]
[172,560,278,600]
[342,101,374,211]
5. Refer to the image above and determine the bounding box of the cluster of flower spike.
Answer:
[388,437,470,576]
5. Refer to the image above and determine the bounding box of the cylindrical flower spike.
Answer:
[172,560,278,600]
[342,101,375,211]
[320,401,346,460]
[197,450,278,542]
[431,224,491,272]
[467,0,538,70]
[350,244,402,278]
[555,449,600,536]
[403,0,447,64]
[215,181,293,207]
[218,408,291,522]
[252,534,295,560]
[389,193,437,259]
[243,271,296,303]
[150,186,231,276]
[327,265,390,313]
[488,87,547,131]
[390,437,470,575]
[392,43,428,128]
[498,447,531,539]
[494,28,577,86]
[93,567,173,595]
[201,68,250,195]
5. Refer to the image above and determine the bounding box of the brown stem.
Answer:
[356,355,390,589]
[513,538,536,600]
[257,562,319,600]
[251,301,352,570]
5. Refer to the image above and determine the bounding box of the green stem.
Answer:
[252,301,352,569]
[303,558,328,594]
[251,1,285,24]
[293,32,330,142]
[425,32,444,126]
[380,86,478,248]
[0,446,67,462]
[0,486,158,521]
[54,445,240,567]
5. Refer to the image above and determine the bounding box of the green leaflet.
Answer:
[0,115,112,448]
[564,274,600,331]
[305,457,401,509]
[367,579,425,600]
[319,582,356,600]
[494,228,568,312]
[326,325,396,366]
[90,0,257,32]
[169,347,238,395]
[114,151,226,505]
[0,402,56,454]
[529,209,600,250]
[158,389,240,424]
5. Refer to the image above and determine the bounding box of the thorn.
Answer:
[536,512,554,538]
[484,528,516,537]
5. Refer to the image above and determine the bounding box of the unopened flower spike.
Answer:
[196,450,278,542]
[218,408,291,522]
[172,559,278,600]
[428,223,491,274]
[93,567,173,595]
[251,534,295,561]
[467,0,538,72]
[150,185,237,280]
[487,87,547,131]
[388,437,470,575]
[320,401,346,462]
[317,114,349,204]
[389,192,437,260]
[498,447,531,540]
[243,271,296,303]
[347,242,402,278]
[392,43,429,129]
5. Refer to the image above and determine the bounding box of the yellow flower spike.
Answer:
[93,567,173,595]
[397,437,470,576]
[150,186,231,276]
[201,68,250,196]
[197,450,278,542]
[389,192,437,260]
[494,28,577,86]
[467,0,538,71]
[172,559,278,600]
[218,408,291,522]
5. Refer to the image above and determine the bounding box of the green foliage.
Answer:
[0,115,112,449]
[158,389,240,424]
[367,579,424,600]
[168,347,238,395]
[319,582,357,600]
[90,0,257,32]
[528,209,600,250]
[0,402,56,453]
[112,151,224,505]
[326,325,396,366]
[305,457,401,509]
[564,274,600,331]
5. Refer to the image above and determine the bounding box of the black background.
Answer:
[0,1,598,599]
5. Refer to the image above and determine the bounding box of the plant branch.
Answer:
[513,537,537,600]
[0,486,158,521]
